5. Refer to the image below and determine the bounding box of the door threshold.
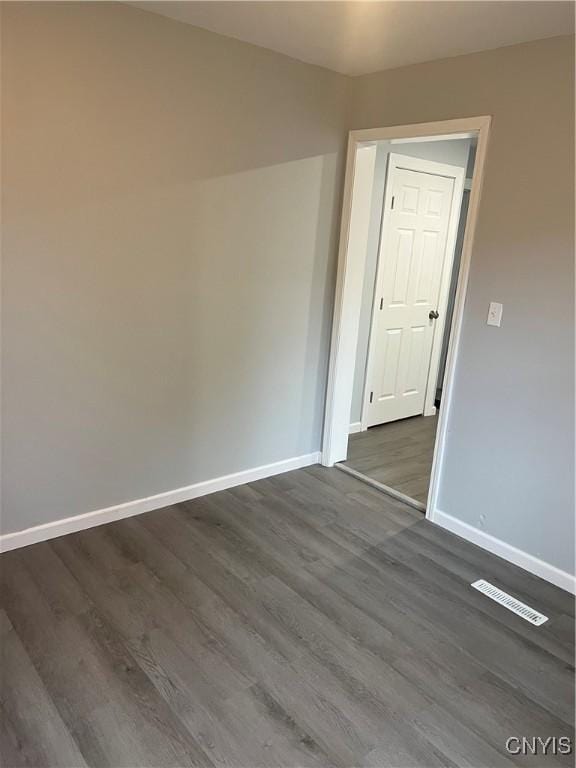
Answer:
[335,462,426,513]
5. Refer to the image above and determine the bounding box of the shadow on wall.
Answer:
[1,2,348,532]
[3,2,348,214]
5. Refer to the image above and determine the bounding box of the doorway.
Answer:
[322,117,491,518]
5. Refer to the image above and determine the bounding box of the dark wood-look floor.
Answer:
[343,415,439,504]
[1,466,574,768]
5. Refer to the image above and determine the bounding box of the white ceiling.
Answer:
[130,1,574,76]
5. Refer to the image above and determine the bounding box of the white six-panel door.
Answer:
[364,154,461,428]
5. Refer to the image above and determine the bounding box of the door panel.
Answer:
[366,163,455,427]
[378,327,402,400]
[416,231,440,302]
[390,229,414,304]
[404,325,427,394]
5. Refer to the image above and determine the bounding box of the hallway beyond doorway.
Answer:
[340,414,438,506]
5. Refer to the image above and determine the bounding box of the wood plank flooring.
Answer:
[342,415,438,504]
[1,465,574,767]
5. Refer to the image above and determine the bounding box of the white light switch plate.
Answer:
[487,301,503,327]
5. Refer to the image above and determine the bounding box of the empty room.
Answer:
[1,2,574,767]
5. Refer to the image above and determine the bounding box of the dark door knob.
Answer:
[429,310,439,320]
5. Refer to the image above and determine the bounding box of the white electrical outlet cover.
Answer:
[487,302,503,327]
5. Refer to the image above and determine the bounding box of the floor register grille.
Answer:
[471,579,548,625]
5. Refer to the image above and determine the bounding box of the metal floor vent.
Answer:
[471,580,548,626]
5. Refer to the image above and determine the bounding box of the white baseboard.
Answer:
[433,509,575,595]
[349,422,362,434]
[0,452,321,554]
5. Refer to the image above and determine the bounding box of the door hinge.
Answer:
[379,297,383,310]
[391,195,395,210]
[369,392,374,403]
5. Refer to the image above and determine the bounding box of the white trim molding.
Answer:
[0,452,321,553]
[348,422,362,434]
[433,509,576,595]
[323,142,377,467]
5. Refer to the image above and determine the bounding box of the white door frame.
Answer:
[360,153,466,431]
[321,116,491,524]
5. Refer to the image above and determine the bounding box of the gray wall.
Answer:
[351,35,575,576]
[1,2,349,533]
[350,138,471,424]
